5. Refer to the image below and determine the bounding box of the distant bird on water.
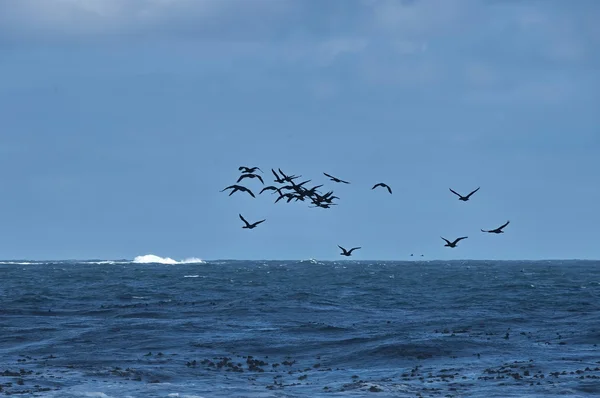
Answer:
[237,173,264,184]
[481,220,510,234]
[338,245,361,256]
[441,236,468,248]
[220,185,255,198]
[239,166,262,173]
[449,187,480,201]
[239,214,265,229]
[324,173,350,184]
[372,182,392,194]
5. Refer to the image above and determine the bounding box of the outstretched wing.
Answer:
[348,247,361,254]
[239,214,249,227]
[452,236,468,245]
[256,175,264,184]
[337,245,346,252]
[220,185,236,192]
[466,187,480,198]
[371,183,380,190]
[449,188,462,197]
[498,220,510,230]
[253,219,266,227]
[441,237,451,245]
[385,184,392,194]
[324,172,335,180]
[237,174,250,183]
[481,229,489,233]
[245,188,256,198]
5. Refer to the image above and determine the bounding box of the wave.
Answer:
[132,254,205,265]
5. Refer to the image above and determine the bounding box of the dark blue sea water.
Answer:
[1,258,599,397]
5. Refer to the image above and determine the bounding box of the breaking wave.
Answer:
[132,254,205,265]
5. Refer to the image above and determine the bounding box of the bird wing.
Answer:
[239,214,250,226]
[271,168,280,179]
[278,168,288,178]
[498,220,510,230]
[337,245,346,252]
[323,172,336,180]
[385,185,392,194]
[441,237,451,244]
[254,219,266,226]
[239,166,248,171]
[237,174,249,183]
[481,229,489,233]
[257,175,264,184]
[339,179,350,184]
[246,189,256,198]
[348,247,361,253]
[453,236,468,244]
[449,188,462,197]
[220,185,236,192]
[371,183,380,190]
[466,187,480,198]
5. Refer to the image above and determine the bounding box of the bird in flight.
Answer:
[481,220,510,234]
[239,166,262,174]
[220,185,256,198]
[324,173,350,184]
[441,236,468,248]
[338,245,361,256]
[372,182,392,194]
[449,187,480,201]
[237,173,264,184]
[239,214,265,229]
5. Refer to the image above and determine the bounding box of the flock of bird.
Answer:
[221,166,510,257]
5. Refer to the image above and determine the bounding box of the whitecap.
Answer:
[133,254,205,265]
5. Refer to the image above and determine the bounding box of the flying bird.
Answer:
[220,185,255,198]
[324,173,350,184]
[372,183,392,194]
[338,245,361,256]
[481,220,510,234]
[449,187,480,201]
[441,236,468,248]
[259,186,280,195]
[239,166,262,173]
[239,214,265,229]
[237,173,264,184]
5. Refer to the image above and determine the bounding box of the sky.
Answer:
[0,0,599,261]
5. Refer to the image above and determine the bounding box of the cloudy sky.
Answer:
[0,0,598,261]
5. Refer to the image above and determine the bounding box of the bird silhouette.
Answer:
[237,173,264,184]
[239,166,262,174]
[441,236,468,248]
[220,185,255,198]
[481,220,510,234]
[372,183,392,194]
[324,173,350,184]
[338,245,361,256]
[449,187,480,201]
[239,214,265,229]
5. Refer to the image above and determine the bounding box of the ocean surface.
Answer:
[1,257,599,397]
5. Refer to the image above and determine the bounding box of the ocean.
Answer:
[1,258,599,397]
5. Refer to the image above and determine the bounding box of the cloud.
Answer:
[0,0,296,42]
[0,0,597,102]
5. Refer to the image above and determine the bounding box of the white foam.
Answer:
[133,254,205,265]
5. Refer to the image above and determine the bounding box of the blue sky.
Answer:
[0,0,598,261]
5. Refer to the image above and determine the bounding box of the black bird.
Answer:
[338,245,361,256]
[271,169,286,184]
[449,187,480,201]
[220,185,255,198]
[239,166,262,173]
[441,236,468,248]
[481,220,510,234]
[237,173,264,184]
[260,186,280,195]
[372,182,392,194]
[278,168,301,183]
[239,214,265,229]
[324,173,349,184]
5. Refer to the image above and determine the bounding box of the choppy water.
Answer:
[1,259,599,397]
